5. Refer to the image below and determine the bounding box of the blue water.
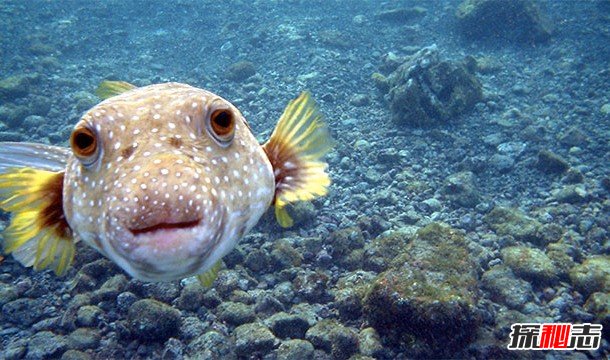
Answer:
[0,0,609,359]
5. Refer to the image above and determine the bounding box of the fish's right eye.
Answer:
[70,127,99,166]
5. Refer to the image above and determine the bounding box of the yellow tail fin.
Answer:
[0,168,74,275]
[263,92,333,227]
[95,80,137,100]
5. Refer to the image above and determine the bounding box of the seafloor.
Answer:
[0,0,609,359]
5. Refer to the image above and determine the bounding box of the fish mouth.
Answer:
[129,219,202,236]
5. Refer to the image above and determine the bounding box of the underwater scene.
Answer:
[0,0,609,359]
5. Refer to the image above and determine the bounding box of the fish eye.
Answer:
[70,126,100,166]
[207,109,235,146]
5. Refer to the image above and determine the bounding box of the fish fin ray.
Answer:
[263,92,332,228]
[95,80,137,100]
[0,168,75,276]
[196,260,223,288]
[0,142,70,172]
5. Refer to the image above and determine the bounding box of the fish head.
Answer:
[63,83,275,281]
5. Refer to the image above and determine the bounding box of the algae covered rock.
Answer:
[584,292,610,340]
[363,223,480,354]
[481,266,533,310]
[442,171,481,208]
[501,246,559,285]
[305,319,359,360]
[484,207,543,244]
[363,229,413,272]
[383,46,482,127]
[226,60,256,82]
[569,256,610,297]
[127,299,181,341]
[0,73,40,101]
[456,0,552,44]
[234,322,279,357]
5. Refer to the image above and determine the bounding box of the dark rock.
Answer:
[265,312,310,339]
[553,185,587,204]
[537,149,570,174]
[226,61,256,82]
[5,341,27,360]
[2,297,46,326]
[376,7,427,22]
[116,291,138,313]
[271,240,303,269]
[0,283,18,306]
[244,248,270,273]
[481,266,532,310]
[293,270,330,303]
[0,73,39,100]
[138,281,181,304]
[91,274,127,303]
[305,319,358,360]
[187,330,236,359]
[442,171,481,208]
[456,0,552,44]
[216,301,256,325]
[67,328,101,350]
[384,46,482,127]
[162,338,185,360]
[201,288,222,308]
[234,322,279,357]
[76,305,102,327]
[319,30,351,48]
[128,299,181,341]
[363,223,480,355]
[282,201,317,228]
[26,331,68,360]
[333,271,377,321]
[61,350,91,360]
[559,127,588,147]
[0,104,29,128]
[174,283,206,311]
[180,316,206,341]
[254,294,285,315]
[276,339,315,360]
[29,95,52,116]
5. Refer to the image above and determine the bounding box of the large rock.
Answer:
[484,207,543,244]
[363,223,480,355]
[501,246,559,285]
[0,73,39,101]
[456,0,552,44]
[383,46,482,127]
[127,299,181,341]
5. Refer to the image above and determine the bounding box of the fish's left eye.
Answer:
[70,126,100,167]
[207,109,235,146]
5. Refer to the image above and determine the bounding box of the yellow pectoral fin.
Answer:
[95,80,137,100]
[263,92,333,227]
[275,203,294,228]
[0,167,75,276]
[196,260,223,288]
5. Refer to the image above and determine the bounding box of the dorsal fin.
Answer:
[95,80,137,100]
[263,92,333,227]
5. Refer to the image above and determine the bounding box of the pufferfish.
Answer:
[0,81,331,284]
